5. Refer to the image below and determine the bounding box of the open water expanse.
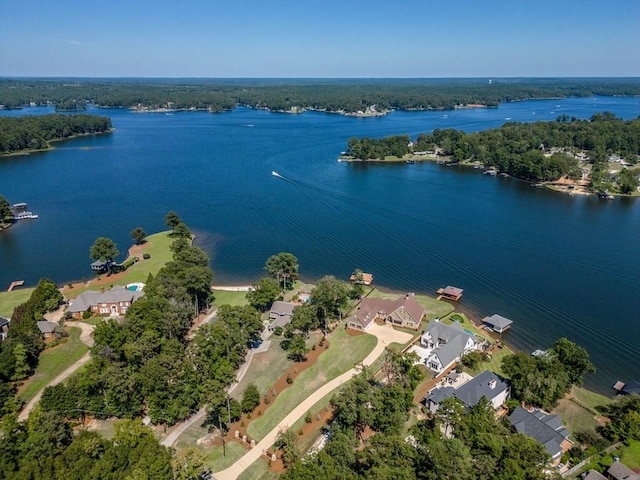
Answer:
[1,96,639,394]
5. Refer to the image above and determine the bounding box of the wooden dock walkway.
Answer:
[7,280,24,292]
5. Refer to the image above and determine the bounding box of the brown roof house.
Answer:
[346,294,425,331]
[67,285,144,318]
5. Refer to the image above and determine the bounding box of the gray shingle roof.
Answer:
[483,313,513,329]
[36,320,57,334]
[0,317,9,328]
[608,461,640,480]
[510,406,570,458]
[67,291,101,313]
[453,370,509,408]
[422,320,475,369]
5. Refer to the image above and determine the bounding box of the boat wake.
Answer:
[271,171,284,179]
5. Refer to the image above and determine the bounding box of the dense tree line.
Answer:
[346,113,640,186]
[0,278,64,416]
[501,338,594,410]
[2,78,640,114]
[0,413,175,480]
[0,114,112,154]
[34,215,260,428]
[0,193,13,223]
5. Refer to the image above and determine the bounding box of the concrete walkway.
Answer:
[212,323,412,480]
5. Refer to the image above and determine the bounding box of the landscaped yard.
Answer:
[552,398,600,441]
[0,287,33,317]
[367,289,455,322]
[620,439,640,469]
[247,326,377,441]
[212,289,250,308]
[206,440,248,472]
[237,458,279,480]
[18,327,89,404]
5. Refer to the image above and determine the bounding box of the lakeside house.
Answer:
[413,319,478,373]
[268,301,297,331]
[67,285,144,318]
[423,370,510,414]
[482,313,514,333]
[437,285,464,302]
[509,406,572,465]
[346,294,425,331]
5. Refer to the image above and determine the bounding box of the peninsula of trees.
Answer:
[1,77,640,115]
[0,114,112,155]
[345,113,640,194]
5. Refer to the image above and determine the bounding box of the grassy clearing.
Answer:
[289,390,336,453]
[620,440,640,469]
[0,287,33,317]
[18,327,88,403]
[552,398,600,441]
[206,440,248,472]
[247,327,377,441]
[572,386,614,411]
[212,289,249,308]
[237,458,279,480]
[86,419,117,440]
[174,419,210,451]
[231,337,293,402]
[463,347,511,377]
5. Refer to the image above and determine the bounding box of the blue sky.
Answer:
[1,0,638,77]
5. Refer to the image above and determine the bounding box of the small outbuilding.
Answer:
[349,271,373,286]
[437,285,463,302]
[482,313,513,333]
[36,320,58,338]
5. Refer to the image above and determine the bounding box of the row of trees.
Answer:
[0,114,112,154]
[283,350,552,480]
[2,78,640,113]
[346,113,640,186]
[0,193,13,226]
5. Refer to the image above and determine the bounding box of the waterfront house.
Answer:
[607,461,640,480]
[482,313,514,333]
[509,406,572,465]
[419,319,478,372]
[423,370,510,413]
[36,320,58,338]
[268,301,296,331]
[67,285,143,318]
[437,285,463,301]
[90,259,112,273]
[346,294,425,331]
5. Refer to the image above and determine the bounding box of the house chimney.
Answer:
[488,379,496,390]
[100,287,105,294]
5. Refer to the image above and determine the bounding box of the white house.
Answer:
[420,320,478,373]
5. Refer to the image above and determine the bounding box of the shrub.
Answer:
[63,311,72,320]
[143,253,151,259]
[298,429,304,436]
[273,326,283,336]
[264,395,270,405]
[311,344,316,351]
[304,411,312,424]
[82,311,91,320]
[286,374,293,385]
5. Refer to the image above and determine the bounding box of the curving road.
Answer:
[212,323,412,480]
[18,318,95,422]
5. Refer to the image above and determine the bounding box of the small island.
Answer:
[341,112,640,197]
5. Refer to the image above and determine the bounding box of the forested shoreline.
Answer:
[345,113,640,194]
[1,77,639,114]
[0,114,112,155]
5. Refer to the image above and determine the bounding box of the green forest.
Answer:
[1,78,640,113]
[345,113,640,193]
[0,114,112,155]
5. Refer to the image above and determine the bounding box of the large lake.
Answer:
[1,96,639,394]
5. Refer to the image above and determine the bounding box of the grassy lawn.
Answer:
[247,327,377,441]
[552,398,600,441]
[18,327,88,404]
[0,287,33,317]
[237,458,279,480]
[572,386,614,411]
[620,440,640,469]
[231,337,293,402]
[212,289,249,308]
[206,440,248,472]
[289,390,336,453]
[463,346,511,377]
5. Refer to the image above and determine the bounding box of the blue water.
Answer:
[1,96,639,394]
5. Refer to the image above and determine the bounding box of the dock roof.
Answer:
[483,313,513,329]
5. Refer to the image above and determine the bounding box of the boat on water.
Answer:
[532,183,544,188]
[483,170,497,176]
[406,159,416,164]
[11,202,28,209]
[15,211,38,219]
[598,192,614,200]
[272,171,283,178]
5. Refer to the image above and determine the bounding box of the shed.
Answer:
[36,320,58,338]
[437,285,463,301]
